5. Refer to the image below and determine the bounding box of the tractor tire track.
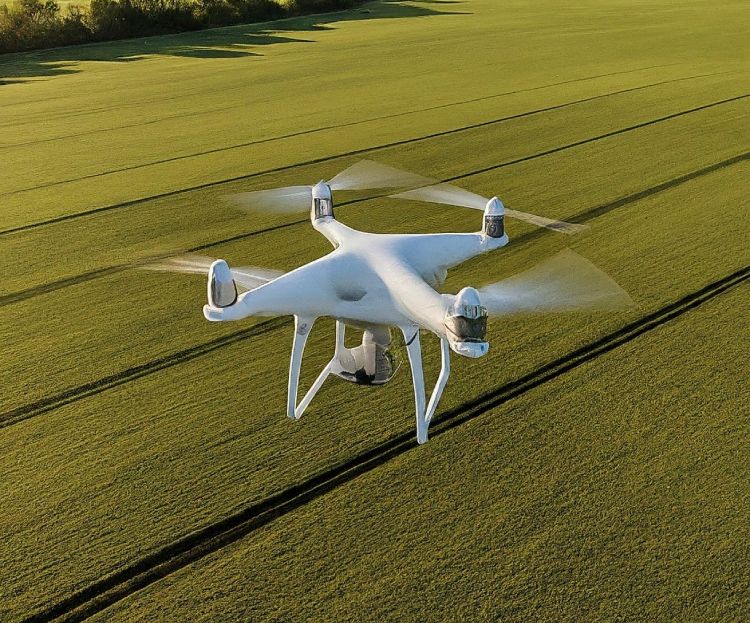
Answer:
[439,93,749,184]
[0,220,302,308]
[509,150,750,247]
[2,68,708,150]
[0,62,679,127]
[21,265,750,623]
[0,264,129,307]
[0,318,289,430]
[0,79,693,197]
[1,74,737,234]
[1,152,745,427]
[2,148,747,310]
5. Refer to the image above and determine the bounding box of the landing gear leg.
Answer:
[402,327,427,443]
[401,327,450,444]
[288,318,345,420]
[287,316,315,420]
[425,338,451,424]
[401,328,451,444]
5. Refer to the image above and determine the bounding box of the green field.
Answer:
[1,1,748,621]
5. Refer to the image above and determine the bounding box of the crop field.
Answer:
[0,0,748,621]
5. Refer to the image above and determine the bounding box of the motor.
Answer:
[444,286,489,358]
[483,196,505,238]
[311,181,334,221]
[207,259,237,308]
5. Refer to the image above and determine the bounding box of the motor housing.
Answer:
[483,196,505,238]
[312,181,334,221]
[207,259,237,308]
[445,287,489,358]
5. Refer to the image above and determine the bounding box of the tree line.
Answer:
[0,0,358,53]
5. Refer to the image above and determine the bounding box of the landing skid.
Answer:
[401,327,450,444]
[286,316,450,443]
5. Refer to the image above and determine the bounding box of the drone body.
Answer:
[205,184,508,349]
[204,181,507,443]
[153,160,630,444]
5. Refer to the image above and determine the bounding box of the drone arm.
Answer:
[378,261,450,337]
[398,233,509,277]
[312,218,356,249]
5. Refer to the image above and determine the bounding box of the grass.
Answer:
[0,0,748,621]
[96,284,750,623]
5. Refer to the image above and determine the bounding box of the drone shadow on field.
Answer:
[0,0,468,83]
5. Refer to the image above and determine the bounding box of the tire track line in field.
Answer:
[1,79,688,196]
[510,150,750,246]
[0,318,289,430]
[2,69,710,149]
[1,151,745,429]
[0,152,750,429]
[0,61,681,124]
[439,93,749,183]
[0,219,301,307]
[1,75,737,232]
[2,144,747,310]
[20,265,750,623]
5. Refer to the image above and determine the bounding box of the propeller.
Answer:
[478,249,632,316]
[227,159,431,213]
[141,255,284,292]
[391,183,586,234]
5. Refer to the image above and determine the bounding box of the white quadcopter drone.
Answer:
[151,160,630,444]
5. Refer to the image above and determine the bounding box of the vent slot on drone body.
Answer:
[334,284,367,302]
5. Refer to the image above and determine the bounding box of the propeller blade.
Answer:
[504,208,587,234]
[226,186,312,213]
[230,265,285,291]
[224,160,427,214]
[143,256,214,276]
[391,183,486,210]
[479,249,632,316]
[142,255,284,292]
[327,159,432,191]
[392,182,585,234]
